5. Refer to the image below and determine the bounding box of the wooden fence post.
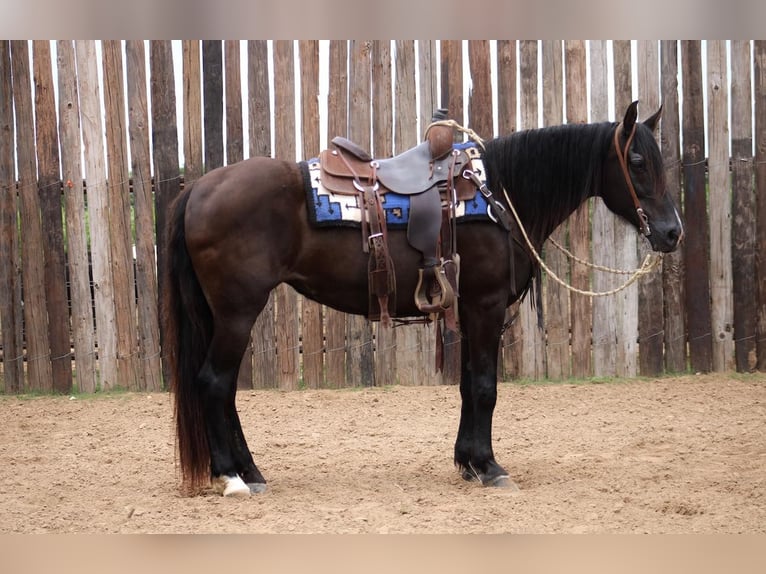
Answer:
[324,40,348,388]
[590,40,617,377]
[754,41,766,371]
[682,40,713,373]
[150,40,181,386]
[660,40,687,374]
[247,40,278,389]
[126,40,162,392]
[0,41,23,393]
[347,40,375,387]
[300,39,326,389]
[273,40,301,390]
[57,40,97,393]
[730,40,757,373]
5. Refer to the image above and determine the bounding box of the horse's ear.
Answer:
[622,100,639,132]
[643,105,662,133]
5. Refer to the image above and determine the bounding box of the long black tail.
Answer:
[162,184,212,493]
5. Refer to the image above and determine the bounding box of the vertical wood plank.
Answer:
[730,40,757,372]
[126,40,162,392]
[496,40,517,379]
[33,41,71,393]
[273,40,300,390]
[57,40,97,393]
[223,40,252,389]
[681,40,713,373]
[565,40,591,379]
[659,40,686,373]
[299,39,325,389]
[347,40,375,387]
[636,40,665,376]
[395,40,436,386]
[76,40,118,390]
[323,40,348,388]
[102,40,139,390]
[247,40,277,389]
[612,40,639,377]
[541,40,569,380]
[517,40,545,380]
[371,40,396,387]
[590,40,617,377]
[0,41,23,392]
[754,41,766,371]
[182,40,203,184]
[439,40,463,385]
[467,40,493,139]
[706,40,734,372]
[150,40,181,386]
[203,40,224,172]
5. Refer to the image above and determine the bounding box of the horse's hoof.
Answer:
[212,474,251,497]
[485,475,520,490]
[461,464,519,490]
[247,482,267,494]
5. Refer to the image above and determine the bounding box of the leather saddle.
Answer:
[317,110,472,330]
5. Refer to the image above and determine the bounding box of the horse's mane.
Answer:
[482,121,617,249]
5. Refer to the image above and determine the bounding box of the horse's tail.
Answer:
[163,184,212,494]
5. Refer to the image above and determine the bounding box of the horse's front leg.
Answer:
[454,300,517,488]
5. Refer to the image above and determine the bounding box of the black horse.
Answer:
[164,101,683,496]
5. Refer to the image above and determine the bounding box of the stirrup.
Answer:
[414,262,455,314]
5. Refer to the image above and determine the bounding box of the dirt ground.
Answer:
[0,373,763,533]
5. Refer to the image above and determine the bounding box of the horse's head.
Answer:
[600,101,684,253]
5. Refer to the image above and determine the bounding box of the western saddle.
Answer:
[319,110,479,330]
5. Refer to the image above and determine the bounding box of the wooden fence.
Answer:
[0,40,765,394]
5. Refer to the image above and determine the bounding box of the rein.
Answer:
[425,119,662,299]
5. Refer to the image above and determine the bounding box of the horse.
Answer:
[163,101,683,497]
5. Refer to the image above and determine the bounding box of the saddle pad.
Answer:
[303,142,492,229]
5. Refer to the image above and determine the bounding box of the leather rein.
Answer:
[613,121,651,237]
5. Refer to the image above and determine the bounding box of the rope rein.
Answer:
[424,119,662,298]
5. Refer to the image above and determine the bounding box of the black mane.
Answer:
[482,121,617,248]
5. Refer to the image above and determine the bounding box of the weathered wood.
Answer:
[102,40,139,390]
[273,40,301,390]
[755,41,766,371]
[76,40,117,390]
[203,40,224,172]
[681,41,713,373]
[56,40,97,394]
[323,40,349,388]
[565,40,591,379]
[182,41,203,184]
[346,40,376,387]
[150,40,181,386]
[370,40,396,388]
[247,40,276,390]
[0,41,23,392]
[706,40,734,372]
[438,40,464,385]
[659,40,686,374]
[636,40,665,376]
[612,40,639,377]
[589,40,617,377]
[541,40,569,380]
[496,40,517,379]
[393,40,436,386]
[467,40,492,139]
[126,40,162,392]
[13,40,54,392]
[299,40,325,389]
[223,40,251,389]
[730,40,757,372]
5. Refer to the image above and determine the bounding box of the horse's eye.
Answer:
[629,152,646,170]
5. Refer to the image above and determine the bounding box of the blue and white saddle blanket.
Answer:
[302,142,491,229]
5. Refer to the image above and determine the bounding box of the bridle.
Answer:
[613,121,651,237]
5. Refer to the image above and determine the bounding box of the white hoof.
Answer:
[212,474,251,498]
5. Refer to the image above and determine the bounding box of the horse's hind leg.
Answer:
[199,315,266,497]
